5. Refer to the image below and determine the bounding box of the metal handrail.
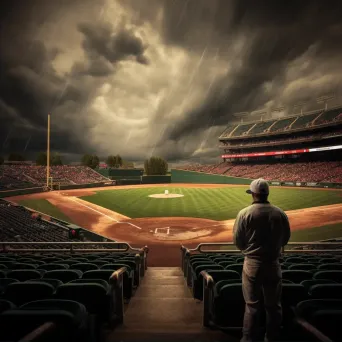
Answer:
[19,322,56,342]
[109,267,127,324]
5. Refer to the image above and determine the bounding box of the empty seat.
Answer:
[213,283,245,327]
[69,279,110,291]
[282,270,312,283]
[27,278,63,290]
[300,279,336,292]
[314,270,342,282]
[39,263,69,271]
[82,270,114,282]
[71,263,98,272]
[56,283,110,322]
[43,270,82,282]
[318,263,342,271]
[11,262,37,270]
[3,281,55,306]
[0,278,18,294]
[309,284,342,299]
[192,265,224,300]
[7,269,42,282]
[225,263,243,275]
[0,264,8,270]
[288,264,316,271]
[0,304,87,341]
[0,299,16,313]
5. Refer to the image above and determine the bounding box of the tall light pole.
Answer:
[293,102,307,115]
[251,110,267,121]
[271,106,285,118]
[233,112,250,123]
[46,114,51,188]
[316,94,335,111]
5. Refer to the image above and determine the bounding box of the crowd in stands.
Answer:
[0,166,109,190]
[180,161,342,183]
[220,129,342,149]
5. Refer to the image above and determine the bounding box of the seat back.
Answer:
[282,270,312,283]
[310,284,342,299]
[7,269,42,282]
[314,270,342,282]
[3,281,55,306]
[43,270,82,282]
[70,263,98,272]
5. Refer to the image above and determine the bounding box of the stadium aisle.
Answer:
[107,267,235,342]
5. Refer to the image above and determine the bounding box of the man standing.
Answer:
[233,178,291,342]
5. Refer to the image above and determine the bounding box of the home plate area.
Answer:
[151,226,214,240]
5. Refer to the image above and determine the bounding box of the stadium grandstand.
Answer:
[182,105,342,185]
[0,165,111,190]
[0,111,342,341]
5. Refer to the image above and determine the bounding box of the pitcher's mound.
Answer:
[149,193,184,198]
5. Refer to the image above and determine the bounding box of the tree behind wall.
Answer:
[36,152,63,166]
[81,154,100,169]
[8,153,25,161]
[144,156,168,175]
[106,154,123,168]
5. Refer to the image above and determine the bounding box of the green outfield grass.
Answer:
[18,199,72,223]
[80,186,342,221]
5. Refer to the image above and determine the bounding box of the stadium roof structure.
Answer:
[219,105,342,140]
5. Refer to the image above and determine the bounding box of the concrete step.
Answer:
[119,298,203,330]
[136,284,192,298]
[141,276,185,286]
[145,267,183,277]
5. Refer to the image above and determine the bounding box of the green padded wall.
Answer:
[171,169,252,184]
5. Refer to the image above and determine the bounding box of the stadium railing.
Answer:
[180,241,342,279]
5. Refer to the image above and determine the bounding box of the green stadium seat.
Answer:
[288,264,316,271]
[318,263,342,271]
[314,270,342,282]
[0,264,7,270]
[213,283,244,327]
[11,262,37,270]
[192,265,224,300]
[3,281,55,306]
[0,299,16,313]
[7,269,42,282]
[300,279,336,292]
[38,263,70,271]
[282,270,312,283]
[18,258,45,266]
[0,278,18,294]
[225,263,243,275]
[214,279,242,296]
[69,278,110,291]
[43,270,82,283]
[42,257,64,264]
[309,284,342,299]
[0,300,88,342]
[70,263,99,272]
[26,278,63,290]
[56,283,111,331]
[92,260,109,267]
[82,269,115,282]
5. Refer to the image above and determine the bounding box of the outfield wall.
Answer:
[0,187,45,199]
[171,169,252,184]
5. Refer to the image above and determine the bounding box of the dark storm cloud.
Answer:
[78,22,149,67]
[1,0,342,163]
[155,0,342,140]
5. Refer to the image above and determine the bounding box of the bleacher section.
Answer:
[182,248,342,341]
[219,125,237,138]
[315,107,342,126]
[0,166,109,189]
[180,161,342,183]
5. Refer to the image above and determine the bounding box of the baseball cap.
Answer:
[246,178,269,195]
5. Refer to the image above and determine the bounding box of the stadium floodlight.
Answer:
[233,112,250,123]
[293,102,308,115]
[271,107,285,118]
[316,93,335,110]
[251,110,267,121]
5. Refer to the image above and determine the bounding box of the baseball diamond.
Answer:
[6,183,342,266]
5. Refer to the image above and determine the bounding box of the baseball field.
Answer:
[6,183,342,266]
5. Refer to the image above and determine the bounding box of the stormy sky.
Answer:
[1,0,342,164]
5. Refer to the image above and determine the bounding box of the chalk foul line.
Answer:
[68,197,142,230]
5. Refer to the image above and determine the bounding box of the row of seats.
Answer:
[183,252,342,340]
[0,251,146,341]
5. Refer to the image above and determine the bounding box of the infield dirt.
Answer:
[6,183,342,266]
